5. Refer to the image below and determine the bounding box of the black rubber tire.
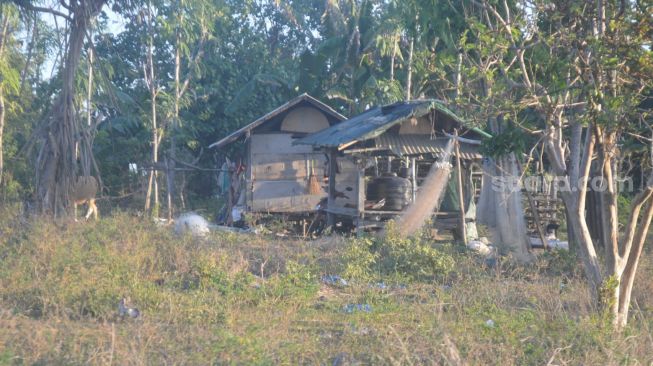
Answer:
[366,175,411,211]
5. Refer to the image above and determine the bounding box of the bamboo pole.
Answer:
[454,131,467,245]
[327,148,337,229]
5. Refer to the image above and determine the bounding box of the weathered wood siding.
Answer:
[329,156,359,213]
[250,133,326,213]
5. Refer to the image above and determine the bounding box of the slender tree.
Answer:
[142,0,160,215]
[457,0,653,327]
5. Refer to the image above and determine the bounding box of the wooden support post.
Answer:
[246,131,253,211]
[411,158,417,202]
[165,156,174,221]
[327,148,338,229]
[454,131,467,245]
[356,159,365,236]
[226,164,234,226]
[373,157,379,177]
[387,156,393,173]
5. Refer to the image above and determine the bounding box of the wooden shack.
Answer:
[209,94,346,217]
[295,100,490,235]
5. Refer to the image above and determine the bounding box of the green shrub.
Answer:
[344,222,455,282]
[343,236,379,281]
[267,260,319,299]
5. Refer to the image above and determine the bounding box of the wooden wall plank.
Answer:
[329,156,359,212]
[251,153,327,181]
[250,134,316,154]
[252,179,325,212]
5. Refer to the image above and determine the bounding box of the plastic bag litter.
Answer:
[467,239,495,257]
[369,282,407,290]
[321,275,349,287]
[343,304,372,313]
[174,212,210,236]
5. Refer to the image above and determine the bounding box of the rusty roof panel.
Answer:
[374,134,481,160]
[295,99,490,148]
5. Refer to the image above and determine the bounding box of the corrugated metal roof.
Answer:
[295,99,489,148]
[209,93,346,149]
[374,134,481,160]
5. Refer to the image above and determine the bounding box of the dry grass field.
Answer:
[1,207,652,365]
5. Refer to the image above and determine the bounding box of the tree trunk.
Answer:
[20,13,37,94]
[616,199,653,326]
[559,191,603,292]
[390,34,397,81]
[144,91,159,214]
[545,123,604,295]
[168,17,183,221]
[0,12,10,186]
[0,89,4,186]
[455,50,462,99]
[143,1,159,215]
[405,37,413,101]
[547,122,653,327]
[34,1,105,216]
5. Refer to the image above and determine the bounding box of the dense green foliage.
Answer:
[0,0,650,213]
[0,0,488,210]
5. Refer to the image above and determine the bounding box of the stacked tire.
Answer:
[366,173,412,211]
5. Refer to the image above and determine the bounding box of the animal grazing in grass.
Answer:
[71,176,99,221]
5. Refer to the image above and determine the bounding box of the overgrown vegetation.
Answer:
[1,0,653,359]
[1,209,652,364]
[343,223,454,282]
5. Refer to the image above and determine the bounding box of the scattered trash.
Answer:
[231,206,245,223]
[559,279,569,294]
[118,298,140,319]
[321,275,349,287]
[484,319,495,328]
[153,217,170,226]
[348,324,373,336]
[174,212,210,236]
[440,284,452,291]
[174,212,256,236]
[213,225,256,234]
[331,353,348,366]
[373,282,388,290]
[548,239,569,250]
[343,304,372,313]
[467,239,495,257]
[528,225,569,250]
[369,282,407,290]
[528,237,569,250]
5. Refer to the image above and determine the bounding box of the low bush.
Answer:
[344,222,455,282]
